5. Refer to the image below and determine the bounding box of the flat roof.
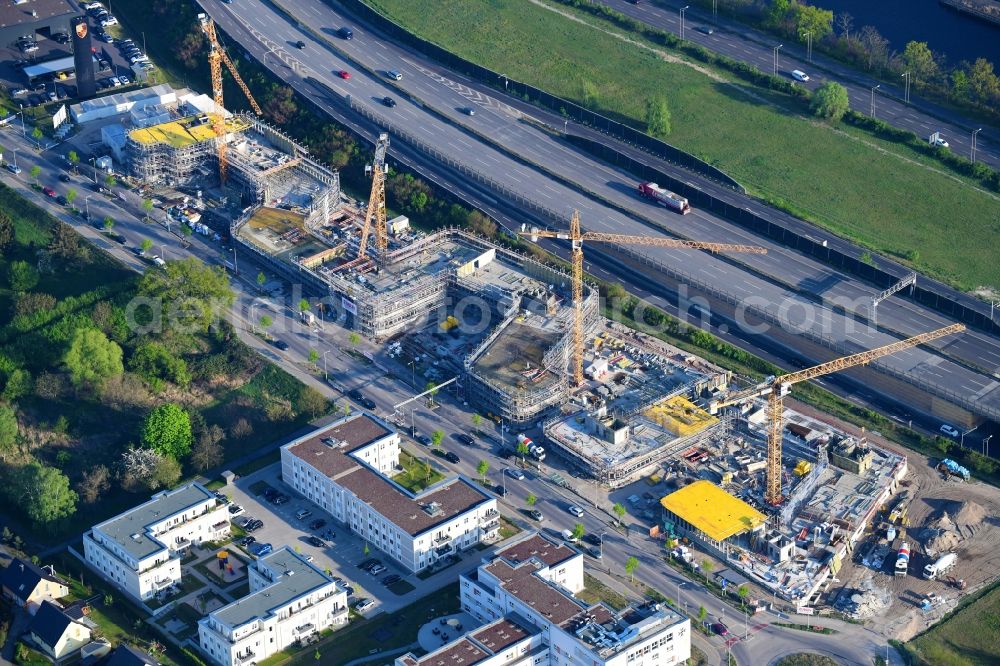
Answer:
[494,533,578,569]
[23,55,77,79]
[285,415,495,537]
[660,480,765,542]
[0,0,77,29]
[94,483,216,561]
[485,560,586,625]
[209,548,335,629]
[128,114,249,148]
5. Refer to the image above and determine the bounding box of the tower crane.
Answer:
[708,323,965,506]
[521,212,768,386]
[358,133,390,262]
[198,13,263,184]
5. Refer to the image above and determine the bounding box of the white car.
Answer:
[152,256,166,267]
[100,15,118,26]
[932,135,949,148]
[387,70,402,81]
[939,424,960,438]
[84,2,104,9]
[791,69,810,82]
[505,468,525,480]
[119,75,131,84]
[354,598,375,612]
[10,88,27,96]
[567,505,585,518]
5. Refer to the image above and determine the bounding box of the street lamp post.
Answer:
[712,0,717,20]
[773,44,783,76]
[84,195,90,222]
[901,72,911,103]
[18,104,25,139]
[679,6,690,40]
[10,147,17,172]
[803,31,812,63]
[231,246,238,275]
[971,128,982,163]
[599,531,606,559]
[870,84,881,118]
[90,157,98,183]
[322,350,332,380]
[982,434,992,457]
[249,302,261,333]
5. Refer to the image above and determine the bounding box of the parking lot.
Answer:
[222,462,481,616]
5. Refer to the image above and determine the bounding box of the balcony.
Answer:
[483,508,499,518]
[235,649,256,666]
[434,534,453,545]
[481,519,500,530]
[152,577,174,590]
[211,520,230,532]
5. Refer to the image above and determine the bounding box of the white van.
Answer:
[561,529,579,543]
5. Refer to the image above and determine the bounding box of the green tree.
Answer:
[65,188,78,206]
[425,381,439,404]
[810,81,850,121]
[348,332,360,347]
[7,260,39,292]
[181,224,193,240]
[477,459,490,482]
[792,3,834,40]
[0,210,12,252]
[104,173,117,188]
[256,271,266,292]
[430,429,444,448]
[140,238,154,255]
[698,605,707,622]
[308,348,320,364]
[64,328,124,386]
[31,127,43,145]
[260,315,273,333]
[103,216,114,232]
[129,341,192,388]
[625,555,639,582]
[766,0,793,27]
[701,558,714,576]
[0,404,18,461]
[138,257,234,333]
[141,403,193,459]
[516,440,530,462]
[612,502,626,525]
[299,298,311,313]
[29,165,41,184]
[526,493,537,508]
[644,97,672,138]
[67,150,79,170]
[410,191,428,212]
[737,584,749,607]
[967,57,1000,105]
[142,198,154,220]
[902,41,938,83]
[471,413,482,432]
[148,454,182,489]
[572,522,586,541]
[192,425,225,472]
[10,462,77,525]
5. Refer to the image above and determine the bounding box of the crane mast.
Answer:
[521,214,767,388]
[198,13,263,184]
[358,133,390,262]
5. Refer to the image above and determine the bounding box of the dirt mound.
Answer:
[951,500,987,526]
[928,511,957,532]
[925,530,962,558]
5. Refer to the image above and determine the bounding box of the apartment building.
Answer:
[83,483,229,602]
[281,413,500,573]
[198,548,347,666]
[400,532,690,666]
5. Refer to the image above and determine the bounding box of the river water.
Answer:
[818,0,1000,68]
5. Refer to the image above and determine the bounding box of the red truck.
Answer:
[638,181,691,214]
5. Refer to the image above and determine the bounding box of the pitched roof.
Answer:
[103,644,162,666]
[30,600,80,649]
[1,558,60,600]
[494,533,577,568]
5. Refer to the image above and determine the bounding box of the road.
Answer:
[605,0,997,169]
[203,0,1000,425]
[0,125,901,664]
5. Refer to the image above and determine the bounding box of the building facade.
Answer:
[83,483,229,602]
[198,548,347,666]
[399,533,690,666]
[281,414,499,573]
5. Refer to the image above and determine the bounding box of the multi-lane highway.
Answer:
[204,0,1000,426]
[605,0,996,169]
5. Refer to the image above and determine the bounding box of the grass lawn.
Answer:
[365,0,1000,291]
[392,449,445,492]
[904,581,1000,665]
[775,655,840,666]
[498,515,522,540]
[576,573,630,610]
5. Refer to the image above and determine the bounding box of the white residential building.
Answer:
[83,483,229,602]
[198,548,347,666]
[398,532,690,666]
[281,413,500,573]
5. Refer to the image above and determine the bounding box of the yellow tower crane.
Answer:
[521,211,768,386]
[198,13,263,184]
[358,133,390,262]
[708,323,965,505]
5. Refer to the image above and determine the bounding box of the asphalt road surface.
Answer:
[604,0,997,169]
[204,0,1000,424]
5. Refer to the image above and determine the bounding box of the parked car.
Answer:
[244,519,264,532]
[248,542,273,557]
[228,504,245,516]
[307,536,326,548]
[10,88,27,96]
[369,564,387,575]
[5,164,21,175]
[56,195,68,206]
[506,468,525,480]
[567,505,585,518]
[309,518,327,530]
[359,558,381,571]
[588,546,603,559]
[42,187,57,197]
[348,390,376,410]
[238,536,256,547]
[494,484,507,497]
[343,585,355,596]
[295,508,313,520]
[354,598,374,612]
[455,433,475,446]
[711,623,729,636]
[444,451,460,464]
[583,533,602,546]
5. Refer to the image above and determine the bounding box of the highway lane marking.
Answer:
[410,63,524,119]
